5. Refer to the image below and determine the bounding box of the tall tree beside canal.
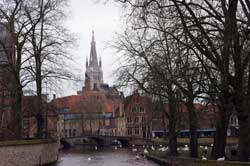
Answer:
[108,0,207,157]
[0,0,73,139]
[111,22,187,156]
[25,0,74,138]
[0,0,41,138]
[109,0,250,161]
[170,0,250,161]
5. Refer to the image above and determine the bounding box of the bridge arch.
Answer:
[114,138,129,147]
[87,136,105,146]
[60,138,72,149]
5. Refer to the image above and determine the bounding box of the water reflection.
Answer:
[56,147,160,166]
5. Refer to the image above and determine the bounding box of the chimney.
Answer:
[53,94,56,100]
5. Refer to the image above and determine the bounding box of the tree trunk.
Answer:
[0,90,4,132]
[211,109,229,159]
[11,84,22,139]
[187,100,198,158]
[167,101,178,156]
[168,117,178,156]
[36,73,43,138]
[238,112,250,161]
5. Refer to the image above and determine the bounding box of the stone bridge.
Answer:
[61,135,152,147]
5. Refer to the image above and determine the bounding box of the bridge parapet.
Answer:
[61,135,152,147]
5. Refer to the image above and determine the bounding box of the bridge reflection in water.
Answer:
[55,147,159,166]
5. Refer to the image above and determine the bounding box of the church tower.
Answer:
[85,31,103,90]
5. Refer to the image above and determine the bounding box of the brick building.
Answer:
[151,103,217,138]
[51,91,121,138]
[122,91,219,139]
[22,96,58,139]
[123,91,153,138]
[0,23,18,138]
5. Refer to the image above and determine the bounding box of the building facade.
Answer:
[123,91,153,138]
[0,23,19,139]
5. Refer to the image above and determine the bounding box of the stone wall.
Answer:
[0,139,58,166]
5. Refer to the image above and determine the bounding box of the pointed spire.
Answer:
[91,30,95,43]
[89,30,98,67]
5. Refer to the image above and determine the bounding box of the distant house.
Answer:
[151,103,217,138]
[123,91,153,138]
[0,94,58,139]
[22,95,58,139]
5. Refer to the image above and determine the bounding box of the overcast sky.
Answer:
[62,0,123,96]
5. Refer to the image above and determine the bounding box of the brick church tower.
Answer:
[85,31,103,90]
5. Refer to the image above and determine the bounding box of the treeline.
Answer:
[107,0,250,162]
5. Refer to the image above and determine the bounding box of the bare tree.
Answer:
[0,0,73,139]
[168,0,250,161]
[0,0,44,138]
[108,0,208,157]
[24,0,73,138]
[107,0,250,161]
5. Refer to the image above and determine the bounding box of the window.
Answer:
[132,107,137,112]
[135,127,140,135]
[142,117,146,123]
[132,106,145,113]
[127,117,132,123]
[134,117,139,123]
[64,129,67,137]
[69,129,72,137]
[127,127,132,135]
[139,107,145,113]
[73,129,76,137]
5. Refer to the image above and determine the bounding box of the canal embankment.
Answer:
[0,139,58,166]
[146,153,250,166]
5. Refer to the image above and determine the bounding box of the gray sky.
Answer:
[62,0,123,96]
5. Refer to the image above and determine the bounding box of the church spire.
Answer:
[91,30,95,43]
[85,31,104,91]
[90,30,98,67]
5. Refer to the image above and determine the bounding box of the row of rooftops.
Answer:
[50,89,217,118]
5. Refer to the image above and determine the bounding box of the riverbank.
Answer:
[0,139,59,166]
[146,153,250,166]
[152,137,238,146]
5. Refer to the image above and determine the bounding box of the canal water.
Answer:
[55,147,160,166]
